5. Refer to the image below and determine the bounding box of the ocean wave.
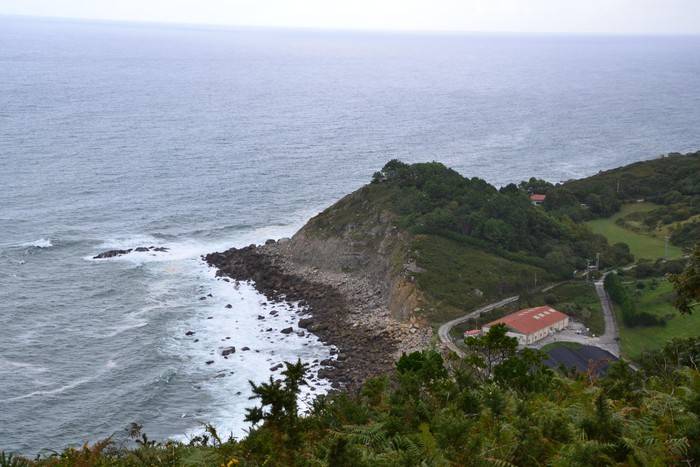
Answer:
[96,319,149,339]
[20,238,53,248]
[0,358,48,374]
[0,376,95,403]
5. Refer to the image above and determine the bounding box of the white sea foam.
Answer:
[96,319,149,339]
[87,215,331,439]
[0,375,96,403]
[0,357,48,374]
[20,238,53,248]
[152,240,331,441]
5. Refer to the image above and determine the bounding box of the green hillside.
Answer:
[304,160,632,322]
[586,203,683,260]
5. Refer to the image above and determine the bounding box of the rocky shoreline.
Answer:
[205,240,430,392]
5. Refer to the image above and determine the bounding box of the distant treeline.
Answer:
[372,160,632,278]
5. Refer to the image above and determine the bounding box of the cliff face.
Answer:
[275,186,427,325]
[206,184,432,390]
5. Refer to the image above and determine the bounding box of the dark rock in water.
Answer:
[280,327,293,334]
[207,293,213,298]
[241,346,250,351]
[270,363,283,371]
[265,239,276,245]
[205,360,214,365]
[199,296,207,300]
[185,331,195,336]
[225,304,232,309]
[257,315,265,320]
[93,246,169,259]
[93,249,132,259]
[269,310,278,316]
[221,346,236,357]
[207,316,213,319]
[298,317,314,328]
[194,339,199,342]
[214,373,226,379]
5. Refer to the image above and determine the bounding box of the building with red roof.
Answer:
[529,194,546,206]
[482,306,569,345]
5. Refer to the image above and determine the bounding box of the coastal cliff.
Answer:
[206,186,433,390]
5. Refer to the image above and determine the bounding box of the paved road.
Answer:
[593,277,620,357]
[437,296,519,358]
[530,278,621,357]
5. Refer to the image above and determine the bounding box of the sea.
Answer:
[1,16,699,455]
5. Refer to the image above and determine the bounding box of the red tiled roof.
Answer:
[485,306,568,335]
[530,194,546,202]
[464,329,481,336]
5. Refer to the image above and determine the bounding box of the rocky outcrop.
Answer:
[93,246,169,259]
[205,188,432,391]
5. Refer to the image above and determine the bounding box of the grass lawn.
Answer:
[615,278,700,360]
[586,203,683,260]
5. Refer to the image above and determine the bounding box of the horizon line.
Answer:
[3,13,700,38]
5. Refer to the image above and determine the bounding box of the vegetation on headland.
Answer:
[6,333,700,466]
[541,151,700,252]
[309,159,634,322]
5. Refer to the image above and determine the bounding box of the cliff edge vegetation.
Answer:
[287,159,632,324]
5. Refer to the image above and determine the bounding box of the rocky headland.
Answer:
[205,188,433,390]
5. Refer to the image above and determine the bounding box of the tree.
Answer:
[669,244,700,314]
[245,359,308,439]
[464,324,518,378]
[493,347,553,392]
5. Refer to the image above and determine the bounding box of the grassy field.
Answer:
[614,278,700,360]
[586,203,683,260]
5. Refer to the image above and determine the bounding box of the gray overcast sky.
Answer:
[2,0,700,34]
